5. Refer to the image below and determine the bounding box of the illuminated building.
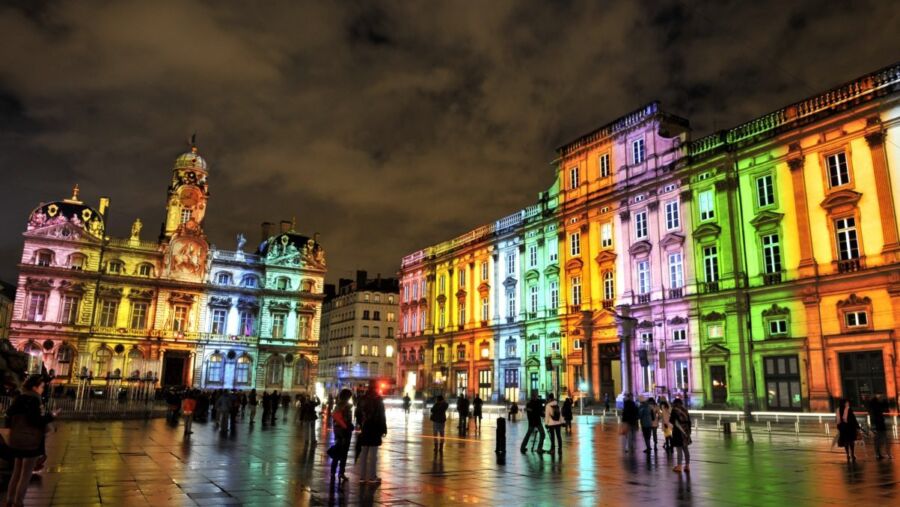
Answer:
[8,143,326,392]
[317,271,398,393]
[397,61,900,409]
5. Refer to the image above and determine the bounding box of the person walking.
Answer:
[659,399,673,454]
[358,382,387,485]
[562,397,574,434]
[402,394,412,415]
[520,391,545,453]
[5,375,58,507]
[328,389,353,485]
[240,392,248,418]
[430,395,449,454]
[472,394,483,432]
[638,397,658,454]
[544,393,563,455]
[248,389,258,423]
[603,392,610,413]
[215,390,232,434]
[301,395,320,443]
[836,398,860,463]
[868,394,892,460]
[621,393,639,454]
[457,394,470,436]
[181,391,196,436]
[508,401,519,423]
[670,398,692,473]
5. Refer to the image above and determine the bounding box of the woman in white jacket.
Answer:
[544,393,564,455]
[659,399,673,454]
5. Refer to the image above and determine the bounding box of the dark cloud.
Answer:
[0,0,896,282]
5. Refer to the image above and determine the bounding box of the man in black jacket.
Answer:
[621,393,639,453]
[457,394,470,436]
[520,391,545,453]
[868,394,892,459]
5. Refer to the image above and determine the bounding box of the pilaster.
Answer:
[865,129,900,262]
[787,153,817,277]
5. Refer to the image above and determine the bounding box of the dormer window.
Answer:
[215,272,233,285]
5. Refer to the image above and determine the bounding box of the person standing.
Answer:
[430,395,449,454]
[659,399,673,454]
[301,395,320,443]
[621,394,639,454]
[670,398,692,473]
[836,398,860,463]
[604,393,610,413]
[472,394,483,432]
[329,389,354,485]
[358,382,387,485]
[457,394,470,436]
[520,391,545,453]
[281,393,291,421]
[5,375,58,507]
[248,389,258,424]
[261,391,271,423]
[402,394,412,415]
[544,393,563,455]
[562,397,574,434]
[239,392,248,418]
[270,390,280,424]
[868,394,892,460]
[638,397,655,454]
[508,401,519,423]
[215,390,232,434]
[181,391,196,436]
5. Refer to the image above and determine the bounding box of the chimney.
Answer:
[98,197,110,217]
[261,221,274,242]
[356,270,367,290]
[279,220,291,234]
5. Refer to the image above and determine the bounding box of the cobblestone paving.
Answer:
[10,407,900,506]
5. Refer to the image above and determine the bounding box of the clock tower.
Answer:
[161,139,210,282]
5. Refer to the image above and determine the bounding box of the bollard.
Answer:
[767,421,771,433]
[794,421,800,435]
[825,423,830,436]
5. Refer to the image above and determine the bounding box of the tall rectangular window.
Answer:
[458,302,466,325]
[599,153,610,178]
[528,244,538,267]
[835,217,859,260]
[603,271,614,300]
[635,211,648,239]
[271,312,286,338]
[549,241,558,263]
[507,252,516,275]
[507,292,516,319]
[571,276,582,306]
[637,260,650,295]
[129,301,148,329]
[27,293,47,321]
[481,261,488,281]
[699,190,715,221]
[439,274,446,294]
[240,310,255,336]
[756,174,775,207]
[529,285,538,314]
[665,200,680,230]
[762,233,782,273]
[439,307,446,329]
[570,232,581,256]
[675,360,689,390]
[600,222,613,248]
[826,152,850,188]
[481,297,489,322]
[632,138,645,165]
[99,300,118,327]
[703,246,719,282]
[61,295,80,324]
[668,252,684,288]
[550,280,559,309]
[569,167,580,189]
[458,268,466,288]
[211,308,227,334]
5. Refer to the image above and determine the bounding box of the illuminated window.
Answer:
[36,251,53,267]
[385,345,394,358]
[481,261,488,281]
[211,308,227,334]
[528,244,538,267]
[94,348,112,377]
[570,232,581,256]
[507,252,516,275]
[239,311,255,336]
[61,295,80,324]
[668,252,683,289]
[675,360,689,390]
[129,301,148,329]
[481,297,489,321]
[507,291,516,319]
[550,280,559,309]
[271,312,286,338]
[529,285,538,314]
[703,246,719,282]
[172,304,189,332]
[235,355,252,384]
[571,276,582,306]
[762,234,782,273]
[637,260,650,295]
[600,222,613,248]
[99,300,118,327]
[458,302,466,325]
[207,353,224,384]
[699,190,716,221]
[68,254,86,270]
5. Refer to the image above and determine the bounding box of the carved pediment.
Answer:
[668,315,688,325]
[455,289,467,300]
[525,356,541,368]
[268,301,291,312]
[477,282,491,295]
[564,258,584,272]
[659,233,685,249]
[59,280,87,294]
[820,189,862,213]
[524,268,540,282]
[436,294,447,305]
[761,303,790,317]
[701,311,726,321]
[168,292,195,304]
[128,288,155,300]
[98,286,124,299]
[27,222,95,242]
[502,276,518,289]
[693,223,722,240]
[296,303,317,314]
[208,296,233,307]
[750,211,784,231]
[237,298,259,310]
[637,319,654,329]
[595,250,617,265]
[25,277,53,291]
[837,293,871,308]
[629,240,652,256]
[701,344,730,357]
[543,264,560,277]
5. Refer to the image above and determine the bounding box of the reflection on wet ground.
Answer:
[12,407,900,505]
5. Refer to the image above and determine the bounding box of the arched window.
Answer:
[68,253,87,270]
[56,345,75,378]
[241,275,259,288]
[138,263,154,277]
[235,355,252,385]
[23,342,43,374]
[293,357,311,387]
[215,272,233,285]
[301,279,315,292]
[34,249,54,267]
[107,260,125,274]
[94,347,113,377]
[266,355,284,386]
[126,347,143,378]
[207,353,224,384]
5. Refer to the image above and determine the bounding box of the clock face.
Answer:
[180,187,201,207]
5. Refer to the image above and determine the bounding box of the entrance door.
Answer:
[478,369,493,401]
[163,354,186,387]
[839,351,886,408]
[710,365,727,404]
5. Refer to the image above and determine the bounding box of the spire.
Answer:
[65,184,82,204]
[190,132,198,154]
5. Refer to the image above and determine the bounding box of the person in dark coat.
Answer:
[562,397,574,434]
[270,390,280,424]
[472,394,483,431]
[836,398,860,462]
[520,391,545,453]
[457,394,470,436]
[621,394,639,453]
[430,395,449,453]
[868,394,892,459]
[357,382,387,484]
[670,398,692,473]
[328,389,354,485]
[248,389,258,423]
[6,375,58,506]
[508,401,519,422]
[261,391,271,423]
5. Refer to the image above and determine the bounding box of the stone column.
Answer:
[787,154,817,277]
[802,287,830,411]
[865,130,900,262]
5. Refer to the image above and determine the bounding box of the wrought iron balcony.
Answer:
[668,288,683,299]
[602,299,614,310]
[634,294,650,305]
[837,258,862,273]
[762,272,783,285]
[701,281,720,293]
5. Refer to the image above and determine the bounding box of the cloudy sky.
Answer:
[1,0,897,283]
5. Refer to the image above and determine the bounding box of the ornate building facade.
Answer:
[397,62,900,411]
[8,144,326,392]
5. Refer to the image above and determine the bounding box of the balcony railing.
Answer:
[568,304,581,313]
[701,281,720,293]
[668,288,683,299]
[762,272,783,286]
[602,299,614,310]
[837,258,862,273]
[634,294,650,305]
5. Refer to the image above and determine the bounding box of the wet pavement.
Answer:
[10,406,900,506]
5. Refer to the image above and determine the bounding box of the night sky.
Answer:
[1,1,897,284]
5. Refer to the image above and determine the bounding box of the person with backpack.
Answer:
[562,397,574,434]
[472,394,484,431]
[328,389,353,485]
[520,391,545,453]
[638,397,658,454]
[670,398,692,472]
[544,393,564,455]
[430,395,449,454]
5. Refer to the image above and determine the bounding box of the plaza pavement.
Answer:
[9,406,900,506]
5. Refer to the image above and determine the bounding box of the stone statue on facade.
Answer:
[130,218,142,240]
[236,233,246,252]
